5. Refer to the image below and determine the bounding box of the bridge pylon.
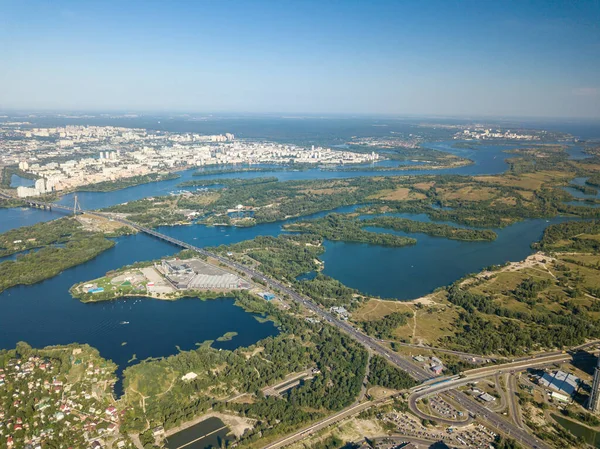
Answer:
[73,195,83,215]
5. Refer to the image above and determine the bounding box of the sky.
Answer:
[1,0,599,118]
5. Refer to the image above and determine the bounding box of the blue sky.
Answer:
[1,0,599,117]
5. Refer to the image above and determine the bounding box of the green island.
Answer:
[284,213,497,243]
[216,331,239,342]
[344,145,473,168]
[285,214,417,247]
[0,215,134,293]
[178,175,279,188]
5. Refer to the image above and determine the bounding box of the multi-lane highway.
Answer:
[446,391,550,449]
[406,351,600,449]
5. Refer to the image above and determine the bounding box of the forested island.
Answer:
[285,214,417,247]
[284,213,497,243]
[0,217,131,293]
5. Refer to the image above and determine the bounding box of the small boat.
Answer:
[120,321,130,325]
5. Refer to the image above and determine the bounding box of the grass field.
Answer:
[352,295,457,345]
[368,187,427,201]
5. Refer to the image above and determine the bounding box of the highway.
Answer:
[409,352,575,401]
[406,351,599,449]
[506,373,524,429]
[262,399,383,449]
[381,338,504,363]
[446,391,550,449]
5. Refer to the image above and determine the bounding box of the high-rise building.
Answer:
[34,178,46,195]
[589,356,600,413]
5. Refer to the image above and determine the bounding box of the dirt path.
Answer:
[359,352,372,402]
[460,252,556,287]
[129,386,151,431]
[410,310,418,344]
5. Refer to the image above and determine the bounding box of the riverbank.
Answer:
[70,256,252,303]
[0,217,123,293]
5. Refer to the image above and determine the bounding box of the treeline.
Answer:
[0,217,81,257]
[77,172,180,192]
[213,234,324,281]
[363,216,497,241]
[535,220,600,251]
[586,174,600,188]
[121,291,368,441]
[442,284,600,355]
[570,183,598,196]
[360,312,412,340]
[505,146,571,175]
[212,234,360,309]
[368,355,417,390]
[513,278,553,305]
[285,214,416,247]
[294,274,359,309]
[179,176,278,188]
[0,233,115,293]
[380,188,557,229]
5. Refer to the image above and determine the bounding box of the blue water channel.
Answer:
[0,141,591,384]
[562,177,600,208]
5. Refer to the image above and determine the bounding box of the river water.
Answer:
[0,138,596,382]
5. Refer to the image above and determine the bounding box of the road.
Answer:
[406,351,597,449]
[447,391,550,449]
[262,400,381,449]
[381,339,502,363]
[506,373,524,429]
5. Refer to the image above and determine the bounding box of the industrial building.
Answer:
[159,258,250,290]
[260,292,276,301]
[539,370,580,396]
[589,357,600,413]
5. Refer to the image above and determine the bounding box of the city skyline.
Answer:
[1,0,599,118]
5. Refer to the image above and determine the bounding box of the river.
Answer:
[0,138,597,386]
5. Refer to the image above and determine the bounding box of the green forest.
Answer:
[0,218,116,292]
